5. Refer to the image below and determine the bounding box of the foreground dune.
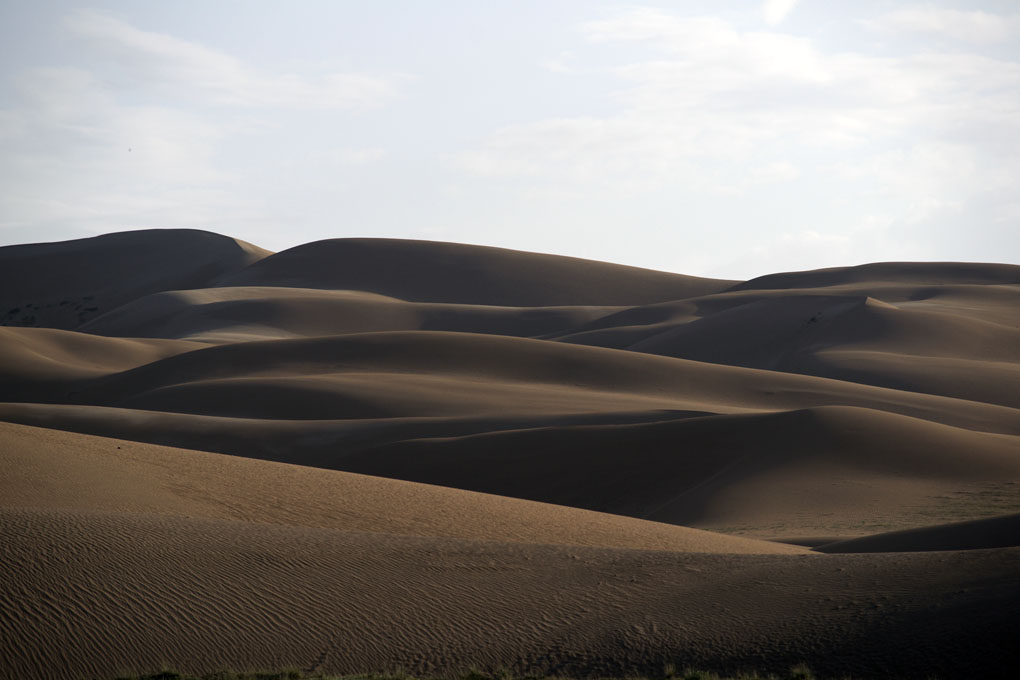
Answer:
[1,230,1018,679]
[3,507,1018,680]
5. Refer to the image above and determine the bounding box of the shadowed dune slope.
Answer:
[627,295,1020,365]
[0,229,270,330]
[550,282,1020,346]
[0,421,805,554]
[2,508,1018,680]
[80,286,618,342]
[549,282,1020,407]
[343,406,1020,534]
[0,402,1015,540]
[0,327,202,403]
[6,329,1016,434]
[0,402,700,470]
[1,323,1017,539]
[816,512,1020,553]
[212,237,736,305]
[728,261,1020,292]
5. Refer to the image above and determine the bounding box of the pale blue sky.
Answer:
[2,1,1018,278]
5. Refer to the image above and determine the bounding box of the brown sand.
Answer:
[817,512,1020,553]
[0,229,269,330]
[0,421,804,554]
[2,508,1018,680]
[0,231,1018,679]
[211,237,736,305]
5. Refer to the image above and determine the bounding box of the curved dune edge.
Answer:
[2,507,1018,680]
[0,421,807,554]
[728,261,1020,292]
[816,512,1020,553]
[5,326,1018,436]
[0,401,1016,542]
[0,229,271,330]
[79,286,621,344]
[212,237,736,305]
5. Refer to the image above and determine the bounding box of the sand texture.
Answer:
[1,229,1018,679]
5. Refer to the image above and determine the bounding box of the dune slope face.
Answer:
[0,229,270,330]
[1,229,1018,680]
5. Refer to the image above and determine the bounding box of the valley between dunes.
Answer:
[1,229,1018,680]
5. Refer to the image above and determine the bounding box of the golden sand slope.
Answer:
[0,421,805,554]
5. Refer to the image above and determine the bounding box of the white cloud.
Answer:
[0,11,402,243]
[543,51,580,74]
[751,161,800,184]
[763,0,800,27]
[865,7,1020,44]
[455,8,1020,188]
[322,147,387,165]
[715,214,933,278]
[450,5,1020,276]
[1,65,231,234]
[64,9,399,110]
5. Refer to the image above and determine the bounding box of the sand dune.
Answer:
[551,282,1020,345]
[0,402,697,468]
[0,229,269,330]
[793,350,1020,409]
[80,286,618,342]
[728,261,1020,291]
[0,421,804,554]
[550,285,1020,407]
[5,328,1017,433]
[817,512,1020,553]
[2,507,1017,680]
[1,229,1018,679]
[212,237,736,305]
[626,295,1020,365]
[0,327,202,403]
[343,406,1020,537]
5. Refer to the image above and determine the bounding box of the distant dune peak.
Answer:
[213,237,738,306]
[0,228,271,331]
[730,261,1020,292]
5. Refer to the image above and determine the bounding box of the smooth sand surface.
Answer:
[211,237,737,305]
[817,512,1020,553]
[0,421,805,554]
[1,230,1018,679]
[0,229,269,330]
